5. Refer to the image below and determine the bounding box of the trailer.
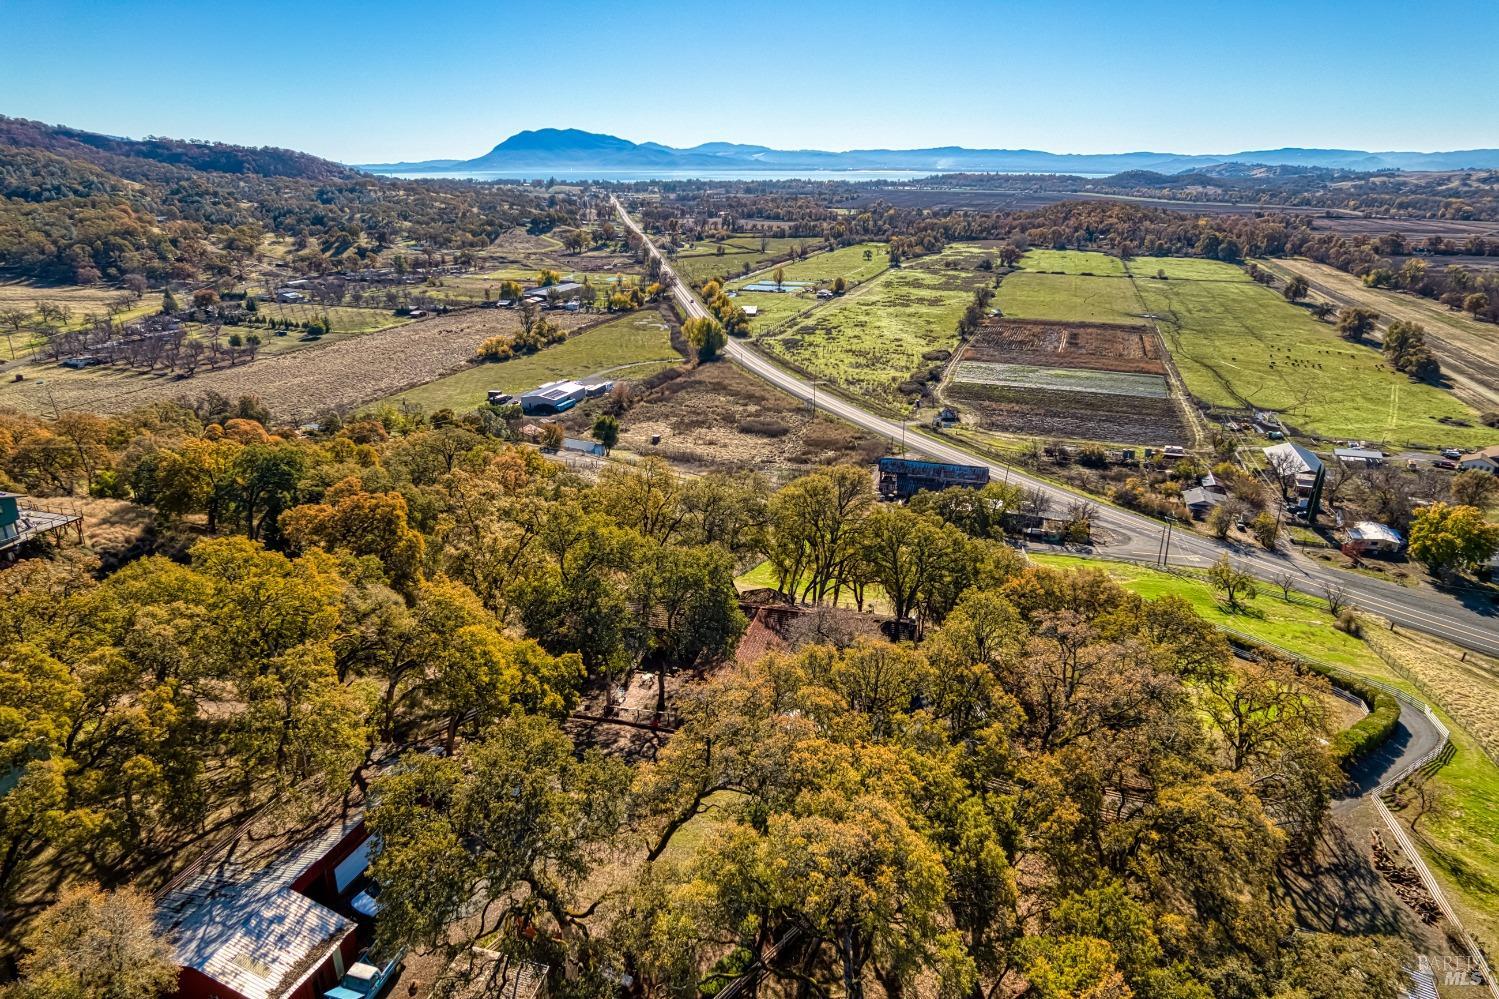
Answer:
[877,457,989,499]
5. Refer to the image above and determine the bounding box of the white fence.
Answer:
[1213,624,1495,997]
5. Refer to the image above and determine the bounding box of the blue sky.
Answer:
[4,0,1496,163]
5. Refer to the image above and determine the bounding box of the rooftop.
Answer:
[155,813,363,999]
[1182,486,1226,508]
[1263,441,1324,475]
[521,380,587,402]
[1347,521,1403,546]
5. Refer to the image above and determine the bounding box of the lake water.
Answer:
[376,168,968,183]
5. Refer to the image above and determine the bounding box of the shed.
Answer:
[1334,446,1384,467]
[562,437,606,457]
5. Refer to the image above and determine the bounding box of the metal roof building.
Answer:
[155,813,370,999]
[1346,521,1404,554]
[1263,441,1324,476]
[520,380,588,415]
[1334,446,1385,466]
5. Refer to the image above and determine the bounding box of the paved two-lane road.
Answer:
[612,197,1499,656]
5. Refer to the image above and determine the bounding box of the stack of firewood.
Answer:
[1371,831,1442,925]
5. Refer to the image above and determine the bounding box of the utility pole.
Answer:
[35,378,60,420]
[1157,515,1175,567]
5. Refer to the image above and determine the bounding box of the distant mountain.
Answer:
[0,115,358,182]
[360,129,1499,176]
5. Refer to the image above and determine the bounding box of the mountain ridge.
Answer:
[358,128,1499,175]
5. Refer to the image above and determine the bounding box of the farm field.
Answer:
[1122,255,1496,448]
[947,318,1186,444]
[1257,256,1499,411]
[387,309,680,413]
[0,308,593,421]
[1015,249,1127,276]
[996,271,1143,325]
[963,317,1168,374]
[609,359,888,478]
[951,360,1168,397]
[253,302,407,335]
[728,242,890,335]
[1034,553,1499,957]
[671,235,809,286]
[737,242,890,288]
[1129,256,1254,282]
[759,243,997,411]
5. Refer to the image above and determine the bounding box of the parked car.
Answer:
[350,880,381,918]
[324,950,403,999]
[1435,459,1458,470]
[1441,448,1463,460]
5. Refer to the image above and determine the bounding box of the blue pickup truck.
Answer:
[324,951,402,999]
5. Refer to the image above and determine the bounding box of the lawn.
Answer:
[1365,625,1499,956]
[1028,554,1384,672]
[385,309,681,413]
[1261,257,1498,359]
[1122,257,1495,449]
[736,559,891,613]
[1128,256,1255,282]
[997,272,1144,326]
[729,290,819,334]
[760,244,997,411]
[254,302,406,335]
[1016,249,1127,276]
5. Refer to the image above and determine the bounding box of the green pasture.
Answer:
[760,245,996,411]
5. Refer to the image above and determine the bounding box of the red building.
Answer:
[156,814,373,999]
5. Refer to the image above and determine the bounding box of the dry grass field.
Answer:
[0,308,594,421]
[609,361,888,478]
